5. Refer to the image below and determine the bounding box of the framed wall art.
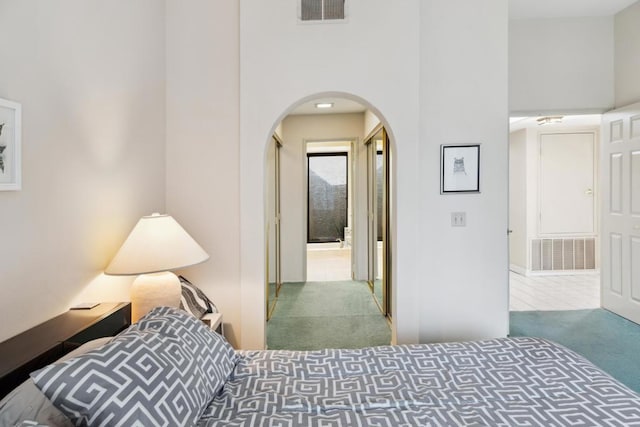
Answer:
[441,144,480,194]
[0,98,22,191]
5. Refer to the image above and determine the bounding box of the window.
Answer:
[300,0,346,22]
[307,153,348,243]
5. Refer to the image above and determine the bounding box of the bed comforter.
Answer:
[199,337,640,426]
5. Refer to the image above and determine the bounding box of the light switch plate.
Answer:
[451,212,466,227]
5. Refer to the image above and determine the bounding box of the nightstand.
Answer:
[201,312,223,335]
[0,302,131,399]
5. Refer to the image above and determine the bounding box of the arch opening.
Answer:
[262,92,398,350]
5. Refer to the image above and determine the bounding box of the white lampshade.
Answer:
[105,213,209,275]
[105,214,209,322]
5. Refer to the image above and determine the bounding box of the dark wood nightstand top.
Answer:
[0,302,131,399]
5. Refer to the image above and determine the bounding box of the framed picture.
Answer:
[441,144,480,194]
[0,98,22,191]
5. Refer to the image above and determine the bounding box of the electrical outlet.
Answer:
[451,212,466,227]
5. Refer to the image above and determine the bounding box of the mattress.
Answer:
[198,337,640,426]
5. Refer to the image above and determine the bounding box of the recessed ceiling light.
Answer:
[315,102,334,109]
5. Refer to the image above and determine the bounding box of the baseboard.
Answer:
[510,264,600,277]
[526,269,600,277]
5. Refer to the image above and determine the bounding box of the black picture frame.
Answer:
[441,144,480,194]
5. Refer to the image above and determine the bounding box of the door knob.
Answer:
[585,188,593,195]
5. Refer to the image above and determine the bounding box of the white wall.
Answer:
[510,17,615,114]
[165,1,241,347]
[238,0,508,349]
[240,0,422,349]
[509,129,527,271]
[615,1,640,108]
[0,0,166,342]
[419,0,509,342]
[280,113,364,282]
[0,0,511,348]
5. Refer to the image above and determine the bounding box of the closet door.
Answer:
[266,137,282,321]
[539,132,595,235]
[365,128,389,316]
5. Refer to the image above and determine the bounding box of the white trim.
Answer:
[527,269,599,277]
[511,263,600,277]
[363,123,383,144]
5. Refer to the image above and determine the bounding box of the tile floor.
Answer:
[509,271,600,311]
[306,244,601,311]
[307,243,352,281]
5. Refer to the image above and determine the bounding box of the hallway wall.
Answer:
[279,113,365,282]
[510,16,614,114]
[239,0,509,349]
[165,1,242,347]
[615,1,640,107]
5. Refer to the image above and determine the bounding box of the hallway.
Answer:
[266,280,390,350]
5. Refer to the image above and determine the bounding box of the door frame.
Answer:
[266,134,282,321]
[364,125,391,317]
[306,152,349,244]
[304,139,356,281]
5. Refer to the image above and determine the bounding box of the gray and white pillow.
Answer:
[31,307,237,427]
[178,275,218,319]
[0,338,112,427]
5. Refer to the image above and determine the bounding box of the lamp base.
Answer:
[130,271,181,322]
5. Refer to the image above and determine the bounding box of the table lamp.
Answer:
[105,213,209,322]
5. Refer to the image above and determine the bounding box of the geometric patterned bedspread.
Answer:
[198,337,640,426]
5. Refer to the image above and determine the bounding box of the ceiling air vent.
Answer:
[300,0,346,22]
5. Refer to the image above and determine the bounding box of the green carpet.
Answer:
[510,309,640,393]
[267,281,391,350]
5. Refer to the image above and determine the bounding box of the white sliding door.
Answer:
[601,102,640,324]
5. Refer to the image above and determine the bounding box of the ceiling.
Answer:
[510,0,637,19]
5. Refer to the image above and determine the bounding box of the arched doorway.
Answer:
[264,94,395,349]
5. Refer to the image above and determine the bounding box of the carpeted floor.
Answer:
[268,289,640,393]
[267,280,391,350]
[510,309,640,394]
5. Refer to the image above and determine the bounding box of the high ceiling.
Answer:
[510,0,637,19]
[289,0,638,116]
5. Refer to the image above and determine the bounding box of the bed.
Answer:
[1,307,639,426]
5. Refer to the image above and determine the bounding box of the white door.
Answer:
[601,102,640,324]
[539,132,595,235]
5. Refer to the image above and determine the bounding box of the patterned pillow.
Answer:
[31,307,237,427]
[178,275,218,319]
[134,306,237,390]
[0,338,112,427]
